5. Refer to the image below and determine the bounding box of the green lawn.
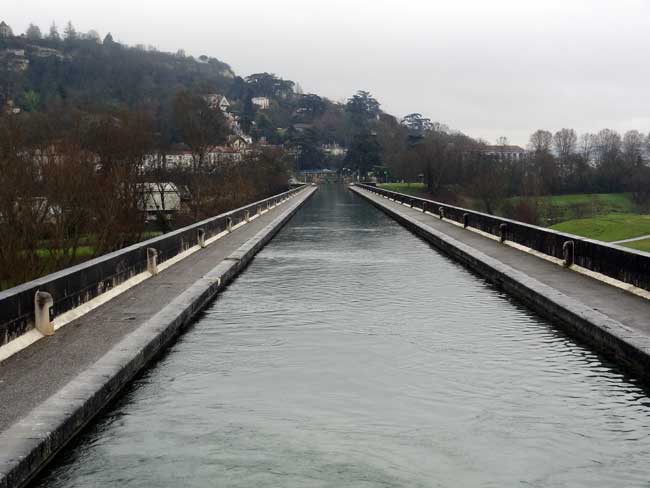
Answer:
[550,213,650,242]
[508,193,634,225]
[35,246,95,258]
[620,238,650,253]
[379,183,428,197]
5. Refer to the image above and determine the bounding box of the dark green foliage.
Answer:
[245,72,294,98]
[346,90,380,127]
[345,130,382,176]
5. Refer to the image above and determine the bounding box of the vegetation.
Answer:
[505,193,634,226]
[2,18,650,287]
[620,238,650,253]
[379,183,428,197]
[550,214,650,242]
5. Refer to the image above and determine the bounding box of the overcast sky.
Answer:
[4,0,650,145]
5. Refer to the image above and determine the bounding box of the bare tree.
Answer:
[553,128,577,179]
[528,130,553,154]
[173,90,228,219]
[578,133,595,163]
[622,130,645,167]
[593,128,621,166]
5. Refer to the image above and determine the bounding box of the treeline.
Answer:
[366,114,650,220]
[0,100,290,289]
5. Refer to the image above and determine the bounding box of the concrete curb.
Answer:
[0,187,317,488]
[351,186,650,382]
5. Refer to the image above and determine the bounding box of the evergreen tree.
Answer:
[25,23,42,40]
[64,21,77,41]
[48,22,61,41]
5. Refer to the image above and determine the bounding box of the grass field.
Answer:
[620,238,650,253]
[507,193,634,225]
[379,183,428,197]
[550,213,650,242]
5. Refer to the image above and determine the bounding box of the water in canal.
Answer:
[35,186,650,487]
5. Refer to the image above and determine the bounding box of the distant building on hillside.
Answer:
[139,182,183,221]
[479,145,527,161]
[252,97,270,109]
[228,135,251,150]
[298,169,337,184]
[321,143,347,157]
[0,21,13,38]
[205,94,230,113]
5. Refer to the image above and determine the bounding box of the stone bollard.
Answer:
[147,247,159,275]
[563,240,575,267]
[499,223,508,243]
[463,213,469,228]
[227,217,233,233]
[197,228,206,248]
[439,207,445,219]
[245,210,250,223]
[34,291,54,336]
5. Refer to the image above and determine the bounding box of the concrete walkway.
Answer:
[352,186,650,376]
[612,234,650,244]
[0,190,312,433]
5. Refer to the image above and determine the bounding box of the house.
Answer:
[252,97,270,110]
[298,169,337,184]
[228,135,251,151]
[139,182,182,221]
[205,94,230,113]
[3,99,21,115]
[0,21,13,38]
[479,145,527,161]
[206,146,243,165]
[321,143,347,157]
[31,46,64,59]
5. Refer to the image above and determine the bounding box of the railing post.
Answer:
[499,223,508,243]
[34,291,54,336]
[439,207,445,219]
[245,210,250,222]
[257,205,262,216]
[463,213,469,228]
[227,217,233,233]
[147,247,158,275]
[563,240,575,267]
[197,228,206,248]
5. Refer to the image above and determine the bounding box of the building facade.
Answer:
[0,21,13,38]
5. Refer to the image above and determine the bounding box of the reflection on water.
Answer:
[34,186,650,487]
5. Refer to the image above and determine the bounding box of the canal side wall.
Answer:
[0,186,306,348]
[350,185,650,383]
[0,186,317,488]
[356,184,650,293]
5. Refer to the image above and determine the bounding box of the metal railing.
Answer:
[0,185,307,347]
[357,183,650,292]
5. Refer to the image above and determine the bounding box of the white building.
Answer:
[479,145,527,161]
[205,94,230,112]
[0,21,13,38]
[321,143,347,157]
[252,97,270,110]
[140,182,182,220]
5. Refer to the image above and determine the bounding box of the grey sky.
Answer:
[4,0,650,145]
